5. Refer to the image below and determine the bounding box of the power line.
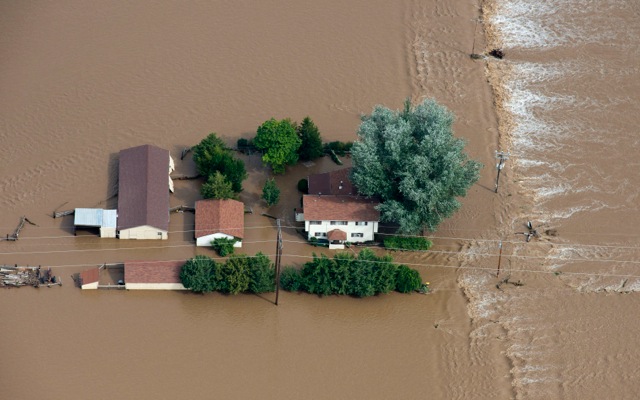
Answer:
[42,253,640,281]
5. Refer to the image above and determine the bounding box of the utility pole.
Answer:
[496,240,503,277]
[494,151,510,193]
[274,219,283,306]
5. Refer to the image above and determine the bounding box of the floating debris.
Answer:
[1,265,61,288]
[2,216,37,241]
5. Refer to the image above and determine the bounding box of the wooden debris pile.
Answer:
[1,265,61,288]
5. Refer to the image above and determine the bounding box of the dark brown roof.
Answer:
[327,229,347,241]
[308,168,355,195]
[303,195,380,221]
[195,199,244,239]
[80,268,99,285]
[124,260,184,284]
[117,145,170,231]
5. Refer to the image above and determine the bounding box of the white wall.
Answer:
[81,281,99,290]
[196,232,242,247]
[119,226,168,240]
[100,227,116,238]
[306,220,378,242]
[125,283,187,290]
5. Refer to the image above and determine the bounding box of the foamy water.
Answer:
[476,0,640,397]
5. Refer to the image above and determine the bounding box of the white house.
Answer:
[117,144,172,240]
[124,260,187,290]
[301,195,380,249]
[194,199,244,247]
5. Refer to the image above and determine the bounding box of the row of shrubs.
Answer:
[383,235,433,251]
[237,138,353,157]
[180,254,274,294]
[280,249,422,297]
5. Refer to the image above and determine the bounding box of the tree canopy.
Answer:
[201,171,236,200]
[261,178,280,206]
[280,249,421,297]
[350,99,482,234]
[192,133,247,193]
[254,118,301,174]
[297,116,324,161]
[180,253,275,295]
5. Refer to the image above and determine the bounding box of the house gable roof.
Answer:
[303,195,380,222]
[195,199,245,239]
[117,145,170,231]
[327,229,347,241]
[308,168,356,196]
[124,260,184,284]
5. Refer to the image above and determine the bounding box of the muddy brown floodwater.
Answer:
[5,0,639,399]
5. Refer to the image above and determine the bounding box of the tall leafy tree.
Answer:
[179,255,220,293]
[219,255,251,294]
[261,178,280,206]
[350,98,482,234]
[201,171,235,200]
[254,118,302,174]
[248,253,275,294]
[297,116,324,161]
[192,133,247,192]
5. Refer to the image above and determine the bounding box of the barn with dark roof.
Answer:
[117,144,172,240]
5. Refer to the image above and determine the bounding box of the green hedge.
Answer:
[180,253,275,294]
[280,249,422,297]
[383,236,432,251]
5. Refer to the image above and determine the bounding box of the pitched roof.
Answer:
[327,229,347,241]
[195,199,245,239]
[303,195,380,222]
[124,260,184,284]
[308,168,356,195]
[117,145,170,231]
[80,268,99,285]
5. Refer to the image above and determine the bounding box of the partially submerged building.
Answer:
[117,145,173,240]
[301,195,380,249]
[194,199,244,247]
[124,260,186,290]
[73,208,117,238]
[308,168,355,196]
[80,261,187,290]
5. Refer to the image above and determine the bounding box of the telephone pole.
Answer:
[496,240,503,277]
[494,151,510,193]
[274,219,283,306]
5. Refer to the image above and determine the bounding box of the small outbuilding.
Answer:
[124,260,186,290]
[79,268,99,290]
[195,199,245,247]
[73,208,117,238]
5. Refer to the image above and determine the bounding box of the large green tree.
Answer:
[297,116,324,161]
[350,99,482,234]
[192,133,247,192]
[179,255,220,293]
[201,171,235,200]
[254,118,302,174]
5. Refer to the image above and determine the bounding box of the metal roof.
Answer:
[102,210,117,228]
[74,208,103,227]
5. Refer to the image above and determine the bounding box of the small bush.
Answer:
[297,178,309,194]
[211,237,238,257]
[383,235,432,251]
[395,265,422,293]
[280,267,303,291]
